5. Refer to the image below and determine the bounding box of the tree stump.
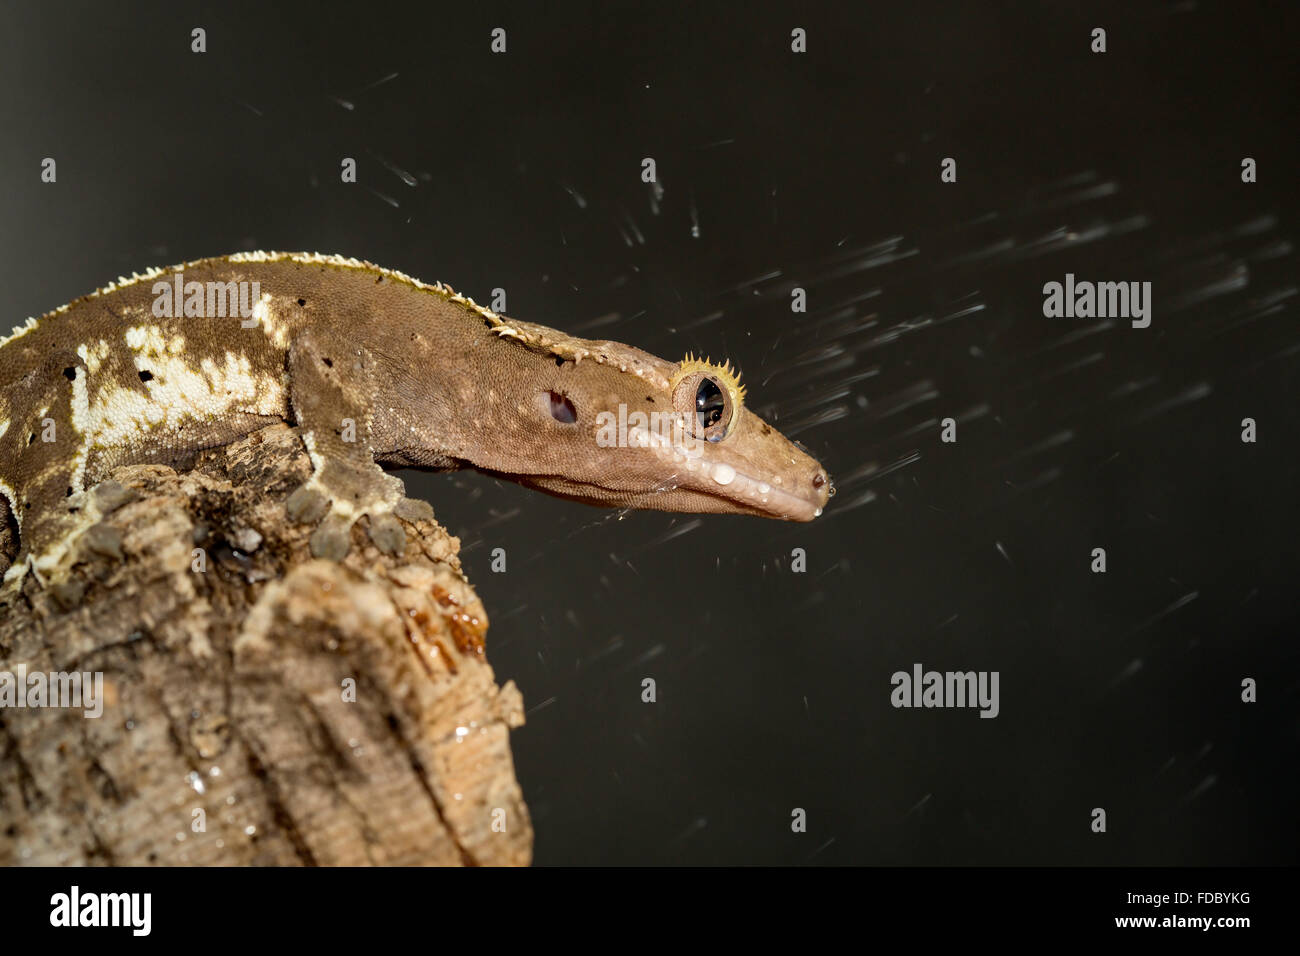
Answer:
[0,424,532,865]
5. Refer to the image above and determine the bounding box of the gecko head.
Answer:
[475,335,832,521]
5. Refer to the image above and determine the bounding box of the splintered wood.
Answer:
[0,424,531,865]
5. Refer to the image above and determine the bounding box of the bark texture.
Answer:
[0,424,531,865]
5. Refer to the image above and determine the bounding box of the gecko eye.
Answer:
[695,377,725,429]
[672,372,735,441]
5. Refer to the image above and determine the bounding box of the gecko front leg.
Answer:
[284,331,424,560]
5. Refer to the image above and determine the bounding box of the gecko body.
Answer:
[0,252,830,583]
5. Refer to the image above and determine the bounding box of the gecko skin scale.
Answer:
[0,251,831,583]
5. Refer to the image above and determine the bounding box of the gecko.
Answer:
[0,251,831,584]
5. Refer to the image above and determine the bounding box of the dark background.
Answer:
[2,1,1296,864]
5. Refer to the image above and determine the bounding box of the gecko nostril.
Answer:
[812,473,825,489]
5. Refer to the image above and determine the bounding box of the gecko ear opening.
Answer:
[546,390,578,424]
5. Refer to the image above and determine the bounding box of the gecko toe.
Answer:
[368,514,407,555]
[309,515,353,560]
[393,497,435,522]
[287,485,330,523]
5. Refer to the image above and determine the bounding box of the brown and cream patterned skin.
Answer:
[0,252,830,584]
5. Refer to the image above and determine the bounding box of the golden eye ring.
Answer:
[669,354,746,440]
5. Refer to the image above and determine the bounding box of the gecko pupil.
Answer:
[696,378,725,429]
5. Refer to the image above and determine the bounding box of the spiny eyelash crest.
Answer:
[670,353,747,407]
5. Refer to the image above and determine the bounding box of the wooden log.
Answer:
[0,424,531,865]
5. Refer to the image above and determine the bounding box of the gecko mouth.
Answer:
[637,428,831,520]
[492,467,827,522]
[679,461,827,521]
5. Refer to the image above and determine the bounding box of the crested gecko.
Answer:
[0,252,831,584]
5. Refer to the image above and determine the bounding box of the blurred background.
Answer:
[2,0,1296,864]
